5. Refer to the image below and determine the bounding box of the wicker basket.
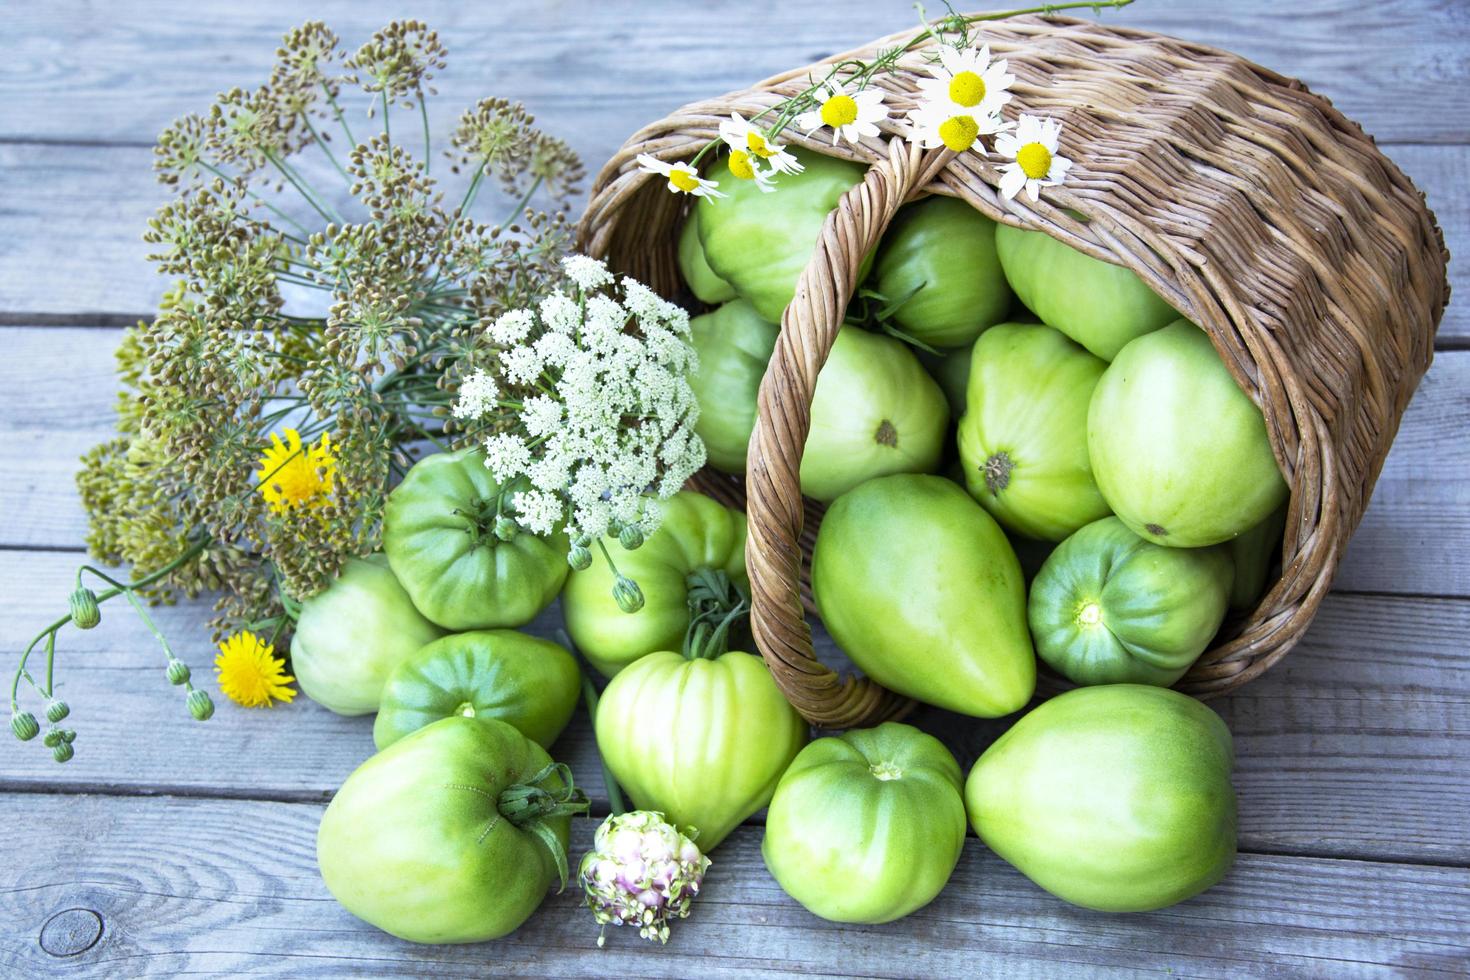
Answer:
[578,13,1450,727]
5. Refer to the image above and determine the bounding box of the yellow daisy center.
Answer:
[215,631,296,708]
[820,94,859,128]
[1017,141,1053,179]
[745,130,773,158]
[938,114,980,152]
[668,167,700,193]
[949,70,986,108]
[256,429,336,514]
[728,150,757,180]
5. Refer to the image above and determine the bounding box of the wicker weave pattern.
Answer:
[578,14,1449,727]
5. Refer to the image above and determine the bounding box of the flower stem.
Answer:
[419,95,432,174]
[501,175,545,228]
[301,111,351,184]
[323,85,356,147]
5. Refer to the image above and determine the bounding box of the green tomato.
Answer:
[1228,504,1286,610]
[965,685,1236,912]
[688,299,779,473]
[596,649,807,850]
[697,146,868,323]
[318,717,575,942]
[812,474,1035,717]
[918,341,973,421]
[1028,517,1234,687]
[873,196,1012,349]
[677,207,736,304]
[1089,320,1289,547]
[291,555,445,716]
[996,224,1176,360]
[373,630,581,751]
[957,322,1111,541]
[801,326,950,502]
[762,722,966,923]
[383,448,569,630]
[562,491,746,677]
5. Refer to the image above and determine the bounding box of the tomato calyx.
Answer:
[682,568,750,661]
[496,760,590,890]
[452,484,525,548]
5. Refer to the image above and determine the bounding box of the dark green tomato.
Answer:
[697,146,868,323]
[1028,517,1234,687]
[677,207,736,304]
[318,717,575,943]
[762,722,966,924]
[373,630,581,751]
[965,685,1237,912]
[996,223,1176,361]
[383,448,569,630]
[687,299,778,473]
[562,491,747,677]
[1227,504,1286,610]
[812,474,1035,717]
[873,196,1013,349]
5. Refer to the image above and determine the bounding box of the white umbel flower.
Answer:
[562,254,614,291]
[636,153,726,198]
[452,370,499,419]
[994,114,1072,202]
[719,112,804,175]
[794,79,888,146]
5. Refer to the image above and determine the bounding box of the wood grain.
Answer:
[0,793,1466,979]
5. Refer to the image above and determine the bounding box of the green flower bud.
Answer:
[187,689,215,721]
[166,660,192,686]
[568,545,593,571]
[10,712,39,742]
[618,524,645,550]
[43,728,63,748]
[52,742,74,763]
[613,575,645,614]
[494,514,519,542]
[59,729,76,744]
[45,700,70,723]
[69,587,101,630]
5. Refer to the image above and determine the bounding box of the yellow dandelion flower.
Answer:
[256,428,336,514]
[215,631,296,708]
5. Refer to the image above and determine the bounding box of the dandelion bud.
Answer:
[187,689,215,721]
[52,742,74,763]
[494,514,519,542]
[10,712,39,742]
[618,524,645,551]
[579,811,710,946]
[166,660,192,686]
[568,545,593,571]
[45,700,70,723]
[69,587,101,629]
[613,575,645,614]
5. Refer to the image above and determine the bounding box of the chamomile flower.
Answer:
[994,114,1072,202]
[795,79,888,146]
[725,148,777,193]
[636,153,725,198]
[916,44,1014,119]
[718,112,804,175]
[908,98,1009,153]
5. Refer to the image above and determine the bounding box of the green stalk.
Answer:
[301,111,352,183]
[419,95,432,174]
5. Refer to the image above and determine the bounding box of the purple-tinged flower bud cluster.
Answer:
[579,810,710,947]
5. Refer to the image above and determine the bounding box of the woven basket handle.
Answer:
[745,138,951,728]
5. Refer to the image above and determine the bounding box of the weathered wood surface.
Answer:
[0,1,1466,976]
[2,793,1467,978]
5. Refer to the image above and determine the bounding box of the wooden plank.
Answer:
[0,793,1466,978]
[4,326,1467,593]
[2,546,1467,865]
[4,0,1465,146]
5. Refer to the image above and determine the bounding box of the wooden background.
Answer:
[1,1,1467,976]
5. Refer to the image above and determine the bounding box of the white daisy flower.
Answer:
[994,114,1072,202]
[719,112,804,176]
[724,148,778,193]
[916,44,1014,119]
[794,79,888,146]
[908,99,1011,153]
[636,153,726,198]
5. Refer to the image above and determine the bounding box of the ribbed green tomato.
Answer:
[1227,505,1286,610]
[318,717,575,942]
[957,322,1111,541]
[677,207,736,304]
[687,299,778,473]
[812,474,1035,717]
[697,146,868,323]
[996,224,1176,360]
[965,685,1237,912]
[383,448,569,630]
[291,555,445,716]
[762,722,966,923]
[1088,320,1289,547]
[873,196,1012,349]
[800,326,949,502]
[1028,517,1234,687]
[373,630,580,751]
[562,491,746,677]
[595,649,807,850]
